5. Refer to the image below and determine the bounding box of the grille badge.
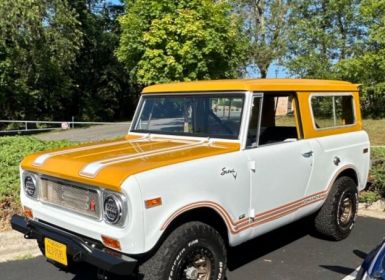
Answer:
[90,198,96,212]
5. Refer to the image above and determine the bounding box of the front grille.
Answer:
[40,177,101,220]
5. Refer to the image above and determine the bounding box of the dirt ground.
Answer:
[358,200,385,219]
[0,231,41,263]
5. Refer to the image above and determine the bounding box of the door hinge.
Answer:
[249,208,255,221]
[249,160,256,172]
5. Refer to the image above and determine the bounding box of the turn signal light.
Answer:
[145,197,162,209]
[101,235,121,251]
[23,206,33,219]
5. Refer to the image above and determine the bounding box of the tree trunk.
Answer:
[258,62,269,78]
[260,67,267,78]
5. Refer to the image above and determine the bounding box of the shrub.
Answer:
[0,136,73,230]
[0,136,72,198]
[359,191,381,204]
[368,147,385,198]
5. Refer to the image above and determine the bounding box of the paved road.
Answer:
[35,123,130,142]
[1,217,384,280]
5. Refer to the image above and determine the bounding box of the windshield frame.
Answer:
[130,92,246,140]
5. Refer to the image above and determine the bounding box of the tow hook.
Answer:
[72,251,83,262]
[24,231,33,239]
[97,268,109,280]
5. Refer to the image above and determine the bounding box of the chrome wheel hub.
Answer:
[339,196,353,225]
[184,253,212,280]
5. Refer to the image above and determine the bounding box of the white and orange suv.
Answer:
[12,79,370,280]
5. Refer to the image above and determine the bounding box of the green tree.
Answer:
[233,0,290,78]
[117,0,247,86]
[285,0,363,78]
[0,0,82,121]
[336,0,385,117]
[68,0,135,121]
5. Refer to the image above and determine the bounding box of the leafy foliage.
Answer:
[117,0,247,86]
[0,0,135,123]
[234,0,290,78]
[285,0,364,79]
[284,0,385,118]
[0,0,82,121]
[0,0,385,121]
[336,0,385,118]
[68,0,136,121]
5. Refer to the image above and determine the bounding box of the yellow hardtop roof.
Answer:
[142,79,359,94]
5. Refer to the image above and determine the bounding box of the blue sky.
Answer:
[267,64,290,78]
[246,63,290,78]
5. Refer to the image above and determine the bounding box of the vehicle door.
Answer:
[244,93,314,237]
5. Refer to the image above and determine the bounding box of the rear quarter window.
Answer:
[310,94,355,129]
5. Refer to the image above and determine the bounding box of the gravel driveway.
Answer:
[35,123,130,142]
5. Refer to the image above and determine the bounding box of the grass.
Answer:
[360,120,385,203]
[363,119,385,146]
[266,118,384,145]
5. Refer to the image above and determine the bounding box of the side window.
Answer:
[246,93,301,148]
[246,96,262,148]
[311,95,355,129]
[259,94,299,145]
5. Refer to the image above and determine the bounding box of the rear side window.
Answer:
[310,95,355,129]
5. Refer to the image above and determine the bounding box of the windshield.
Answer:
[132,94,245,139]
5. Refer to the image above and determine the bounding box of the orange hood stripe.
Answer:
[33,136,146,166]
[79,139,207,178]
[22,136,241,192]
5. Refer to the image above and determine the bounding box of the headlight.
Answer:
[103,194,123,225]
[22,172,39,199]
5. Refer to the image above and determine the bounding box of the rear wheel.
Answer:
[139,221,227,280]
[314,176,358,240]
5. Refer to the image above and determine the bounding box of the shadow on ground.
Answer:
[64,217,323,280]
[319,249,367,276]
[227,217,317,271]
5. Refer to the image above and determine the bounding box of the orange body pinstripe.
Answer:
[161,165,357,235]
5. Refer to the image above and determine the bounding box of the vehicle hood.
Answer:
[21,135,240,192]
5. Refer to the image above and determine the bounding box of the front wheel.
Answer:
[139,221,227,280]
[314,176,358,240]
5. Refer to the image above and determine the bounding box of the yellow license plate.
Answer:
[44,238,68,266]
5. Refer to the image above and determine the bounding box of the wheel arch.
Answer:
[140,205,232,260]
[138,205,232,265]
[140,206,231,263]
[315,165,360,210]
[328,165,360,193]
[161,206,230,246]
[336,168,359,186]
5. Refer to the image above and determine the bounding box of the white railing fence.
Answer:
[0,120,130,135]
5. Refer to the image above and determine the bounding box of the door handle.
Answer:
[302,151,314,158]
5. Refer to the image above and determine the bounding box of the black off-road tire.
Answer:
[139,221,227,280]
[314,176,358,241]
